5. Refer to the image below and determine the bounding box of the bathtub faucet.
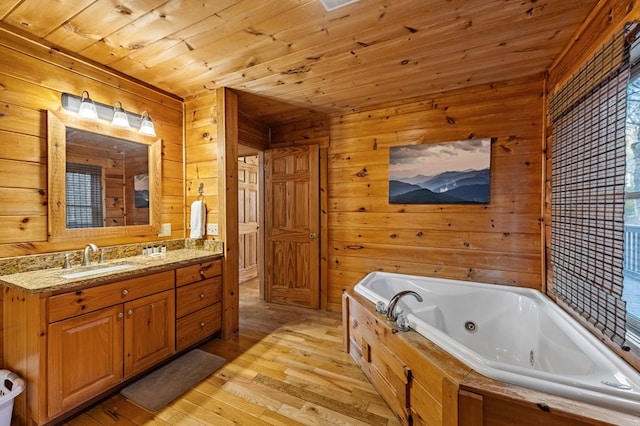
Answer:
[386,290,423,321]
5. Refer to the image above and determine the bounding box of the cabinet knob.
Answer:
[200,293,205,300]
[122,289,129,296]
[199,322,205,328]
[199,269,206,279]
[118,312,124,318]
[127,309,133,316]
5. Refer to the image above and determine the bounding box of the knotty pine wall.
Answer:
[273,76,545,312]
[184,92,220,235]
[0,28,184,258]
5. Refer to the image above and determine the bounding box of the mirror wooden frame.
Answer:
[47,111,162,242]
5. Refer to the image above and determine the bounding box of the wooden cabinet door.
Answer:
[124,290,175,377]
[265,145,320,308]
[48,305,124,417]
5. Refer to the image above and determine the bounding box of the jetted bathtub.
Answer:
[354,271,640,416]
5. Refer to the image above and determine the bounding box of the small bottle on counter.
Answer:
[161,244,167,253]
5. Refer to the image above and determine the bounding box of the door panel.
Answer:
[239,156,259,283]
[124,290,175,377]
[48,305,123,417]
[265,145,319,308]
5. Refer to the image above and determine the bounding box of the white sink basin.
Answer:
[60,264,136,279]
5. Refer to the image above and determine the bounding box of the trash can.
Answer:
[0,370,24,426]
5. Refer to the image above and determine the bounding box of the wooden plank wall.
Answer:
[0,28,184,258]
[0,28,184,367]
[274,76,545,311]
[184,93,219,237]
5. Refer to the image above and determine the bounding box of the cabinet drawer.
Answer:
[175,259,221,287]
[49,271,174,323]
[176,303,221,351]
[176,277,222,318]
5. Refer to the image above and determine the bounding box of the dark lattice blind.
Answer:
[66,163,103,228]
[550,27,631,348]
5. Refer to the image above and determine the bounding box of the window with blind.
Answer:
[550,27,632,351]
[66,163,104,229]
[624,48,640,345]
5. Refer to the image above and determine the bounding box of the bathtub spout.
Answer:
[386,290,423,321]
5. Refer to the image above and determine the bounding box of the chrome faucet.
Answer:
[386,290,423,321]
[82,243,98,266]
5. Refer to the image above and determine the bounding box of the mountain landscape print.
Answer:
[389,138,492,204]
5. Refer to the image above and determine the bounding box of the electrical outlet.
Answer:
[158,223,171,237]
[207,223,218,235]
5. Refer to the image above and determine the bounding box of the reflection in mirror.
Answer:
[47,111,161,242]
[65,129,149,228]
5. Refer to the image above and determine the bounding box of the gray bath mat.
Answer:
[120,349,225,411]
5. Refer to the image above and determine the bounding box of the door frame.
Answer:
[219,88,329,319]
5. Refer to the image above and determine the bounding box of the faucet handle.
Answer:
[62,253,72,269]
[55,253,72,269]
[99,249,106,264]
[375,301,388,315]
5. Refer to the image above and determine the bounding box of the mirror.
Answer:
[47,111,161,242]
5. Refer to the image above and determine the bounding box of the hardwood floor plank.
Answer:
[256,374,390,425]
[64,278,400,425]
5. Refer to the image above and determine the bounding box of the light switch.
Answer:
[207,223,218,235]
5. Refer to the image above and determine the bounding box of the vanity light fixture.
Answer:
[138,111,156,137]
[60,92,157,137]
[111,101,131,129]
[77,91,99,121]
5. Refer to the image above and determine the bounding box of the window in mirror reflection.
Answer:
[65,128,150,227]
[66,163,103,228]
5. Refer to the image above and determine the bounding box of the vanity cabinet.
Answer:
[175,260,222,351]
[3,255,222,426]
[46,271,175,418]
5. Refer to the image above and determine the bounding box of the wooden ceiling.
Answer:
[0,0,598,125]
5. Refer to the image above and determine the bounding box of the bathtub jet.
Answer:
[354,271,640,416]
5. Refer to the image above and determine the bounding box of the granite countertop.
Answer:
[0,248,222,293]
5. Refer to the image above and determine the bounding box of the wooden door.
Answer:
[48,305,124,417]
[265,145,320,308]
[238,155,260,283]
[124,290,175,377]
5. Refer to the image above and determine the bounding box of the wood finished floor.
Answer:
[64,279,401,425]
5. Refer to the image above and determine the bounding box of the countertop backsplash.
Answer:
[0,239,223,276]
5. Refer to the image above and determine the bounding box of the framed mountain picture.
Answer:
[389,138,492,204]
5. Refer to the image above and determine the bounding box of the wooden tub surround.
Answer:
[343,291,640,426]
[2,250,223,425]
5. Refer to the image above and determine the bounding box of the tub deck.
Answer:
[345,289,640,426]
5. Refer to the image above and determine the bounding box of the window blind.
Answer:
[550,27,630,348]
[66,163,103,229]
